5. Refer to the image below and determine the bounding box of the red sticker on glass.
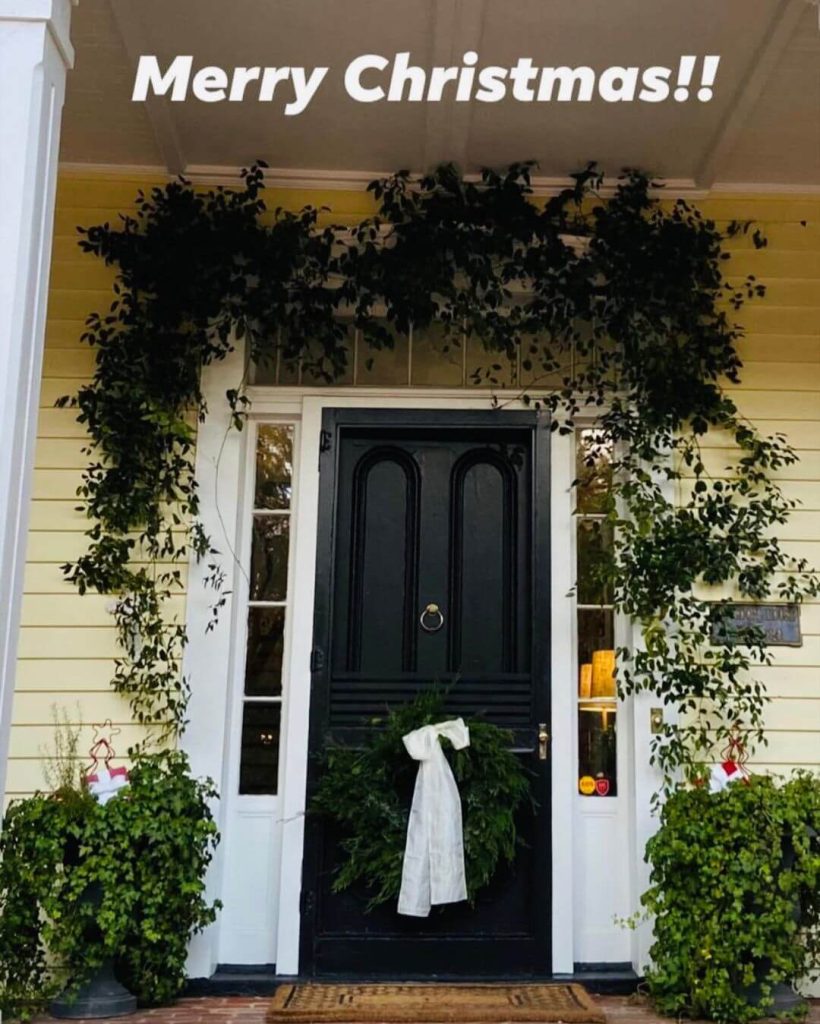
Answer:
[595,777,610,796]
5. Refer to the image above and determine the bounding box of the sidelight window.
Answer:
[238,423,295,795]
[575,430,617,797]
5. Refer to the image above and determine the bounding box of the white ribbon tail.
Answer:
[397,718,470,917]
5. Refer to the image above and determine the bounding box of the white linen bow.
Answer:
[397,718,471,917]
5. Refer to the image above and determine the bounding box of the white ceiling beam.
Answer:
[694,0,808,189]
[108,0,186,175]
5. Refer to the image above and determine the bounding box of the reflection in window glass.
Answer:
[576,430,613,514]
[576,429,617,798]
[255,426,293,510]
[250,517,290,601]
[239,702,282,795]
[577,519,614,605]
[245,607,286,697]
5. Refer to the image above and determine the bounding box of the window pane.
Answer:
[578,707,617,797]
[578,608,615,669]
[239,702,281,795]
[255,426,293,510]
[250,516,290,601]
[576,430,613,514]
[578,608,615,698]
[577,519,613,604]
[245,607,286,696]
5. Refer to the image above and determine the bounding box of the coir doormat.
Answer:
[268,983,606,1023]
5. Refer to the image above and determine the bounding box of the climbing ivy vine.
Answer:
[59,160,818,782]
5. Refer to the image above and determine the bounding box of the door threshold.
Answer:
[186,968,640,997]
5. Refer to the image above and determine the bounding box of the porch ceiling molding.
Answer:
[421,0,489,170]
[694,0,811,189]
[108,0,185,174]
[55,160,820,196]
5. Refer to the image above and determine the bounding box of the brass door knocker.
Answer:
[419,602,444,633]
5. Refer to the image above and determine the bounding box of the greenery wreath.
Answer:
[311,690,532,911]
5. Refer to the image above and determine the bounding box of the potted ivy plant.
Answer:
[642,773,820,1023]
[0,749,220,1021]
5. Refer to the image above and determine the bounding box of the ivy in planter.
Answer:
[61,160,818,780]
[642,773,820,1022]
[0,751,220,1019]
[311,690,532,909]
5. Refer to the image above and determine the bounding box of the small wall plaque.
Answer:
[710,603,802,647]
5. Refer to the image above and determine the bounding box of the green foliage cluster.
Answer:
[311,690,531,909]
[61,160,818,779]
[643,774,820,1022]
[0,752,220,1018]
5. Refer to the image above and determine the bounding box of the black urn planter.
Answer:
[49,881,137,1019]
[50,959,137,1020]
[733,826,816,1018]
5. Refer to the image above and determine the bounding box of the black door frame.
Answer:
[299,407,552,977]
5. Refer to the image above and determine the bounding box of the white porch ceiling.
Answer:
[59,0,820,190]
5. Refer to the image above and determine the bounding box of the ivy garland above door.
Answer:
[58,160,818,789]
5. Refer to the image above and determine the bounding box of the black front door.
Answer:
[301,409,551,976]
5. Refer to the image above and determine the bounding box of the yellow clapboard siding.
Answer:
[736,335,820,362]
[16,659,122,691]
[18,627,122,660]
[50,259,117,291]
[43,347,97,378]
[678,484,820,520]
[682,448,820,481]
[732,308,820,337]
[23,562,82,593]
[9,723,151,759]
[727,360,820,389]
[761,699,820,733]
[53,207,135,237]
[23,561,188,594]
[47,289,117,323]
[23,531,190,564]
[46,320,90,348]
[692,198,820,221]
[751,667,820,698]
[697,421,820,450]
[12,690,135,726]
[36,408,90,439]
[731,391,820,420]
[28,501,89,531]
[736,281,820,309]
[727,251,820,279]
[14,659,178,693]
[56,176,171,207]
[20,594,186,628]
[749,732,819,765]
[32,469,89,499]
[750,636,820,666]
[722,222,820,251]
[34,440,92,469]
[39,379,87,407]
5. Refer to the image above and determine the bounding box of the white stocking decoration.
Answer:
[397,718,470,917]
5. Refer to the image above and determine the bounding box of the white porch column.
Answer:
[0,0,76,804]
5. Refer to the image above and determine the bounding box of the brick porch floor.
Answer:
[30,994,820,1024]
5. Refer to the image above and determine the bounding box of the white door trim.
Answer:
[183,382,648,978]
[268,389,576,975]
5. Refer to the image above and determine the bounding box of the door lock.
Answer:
[538,723,549,761]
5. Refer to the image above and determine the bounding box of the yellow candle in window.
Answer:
[591,649,616,698]
[579,663,593,699]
